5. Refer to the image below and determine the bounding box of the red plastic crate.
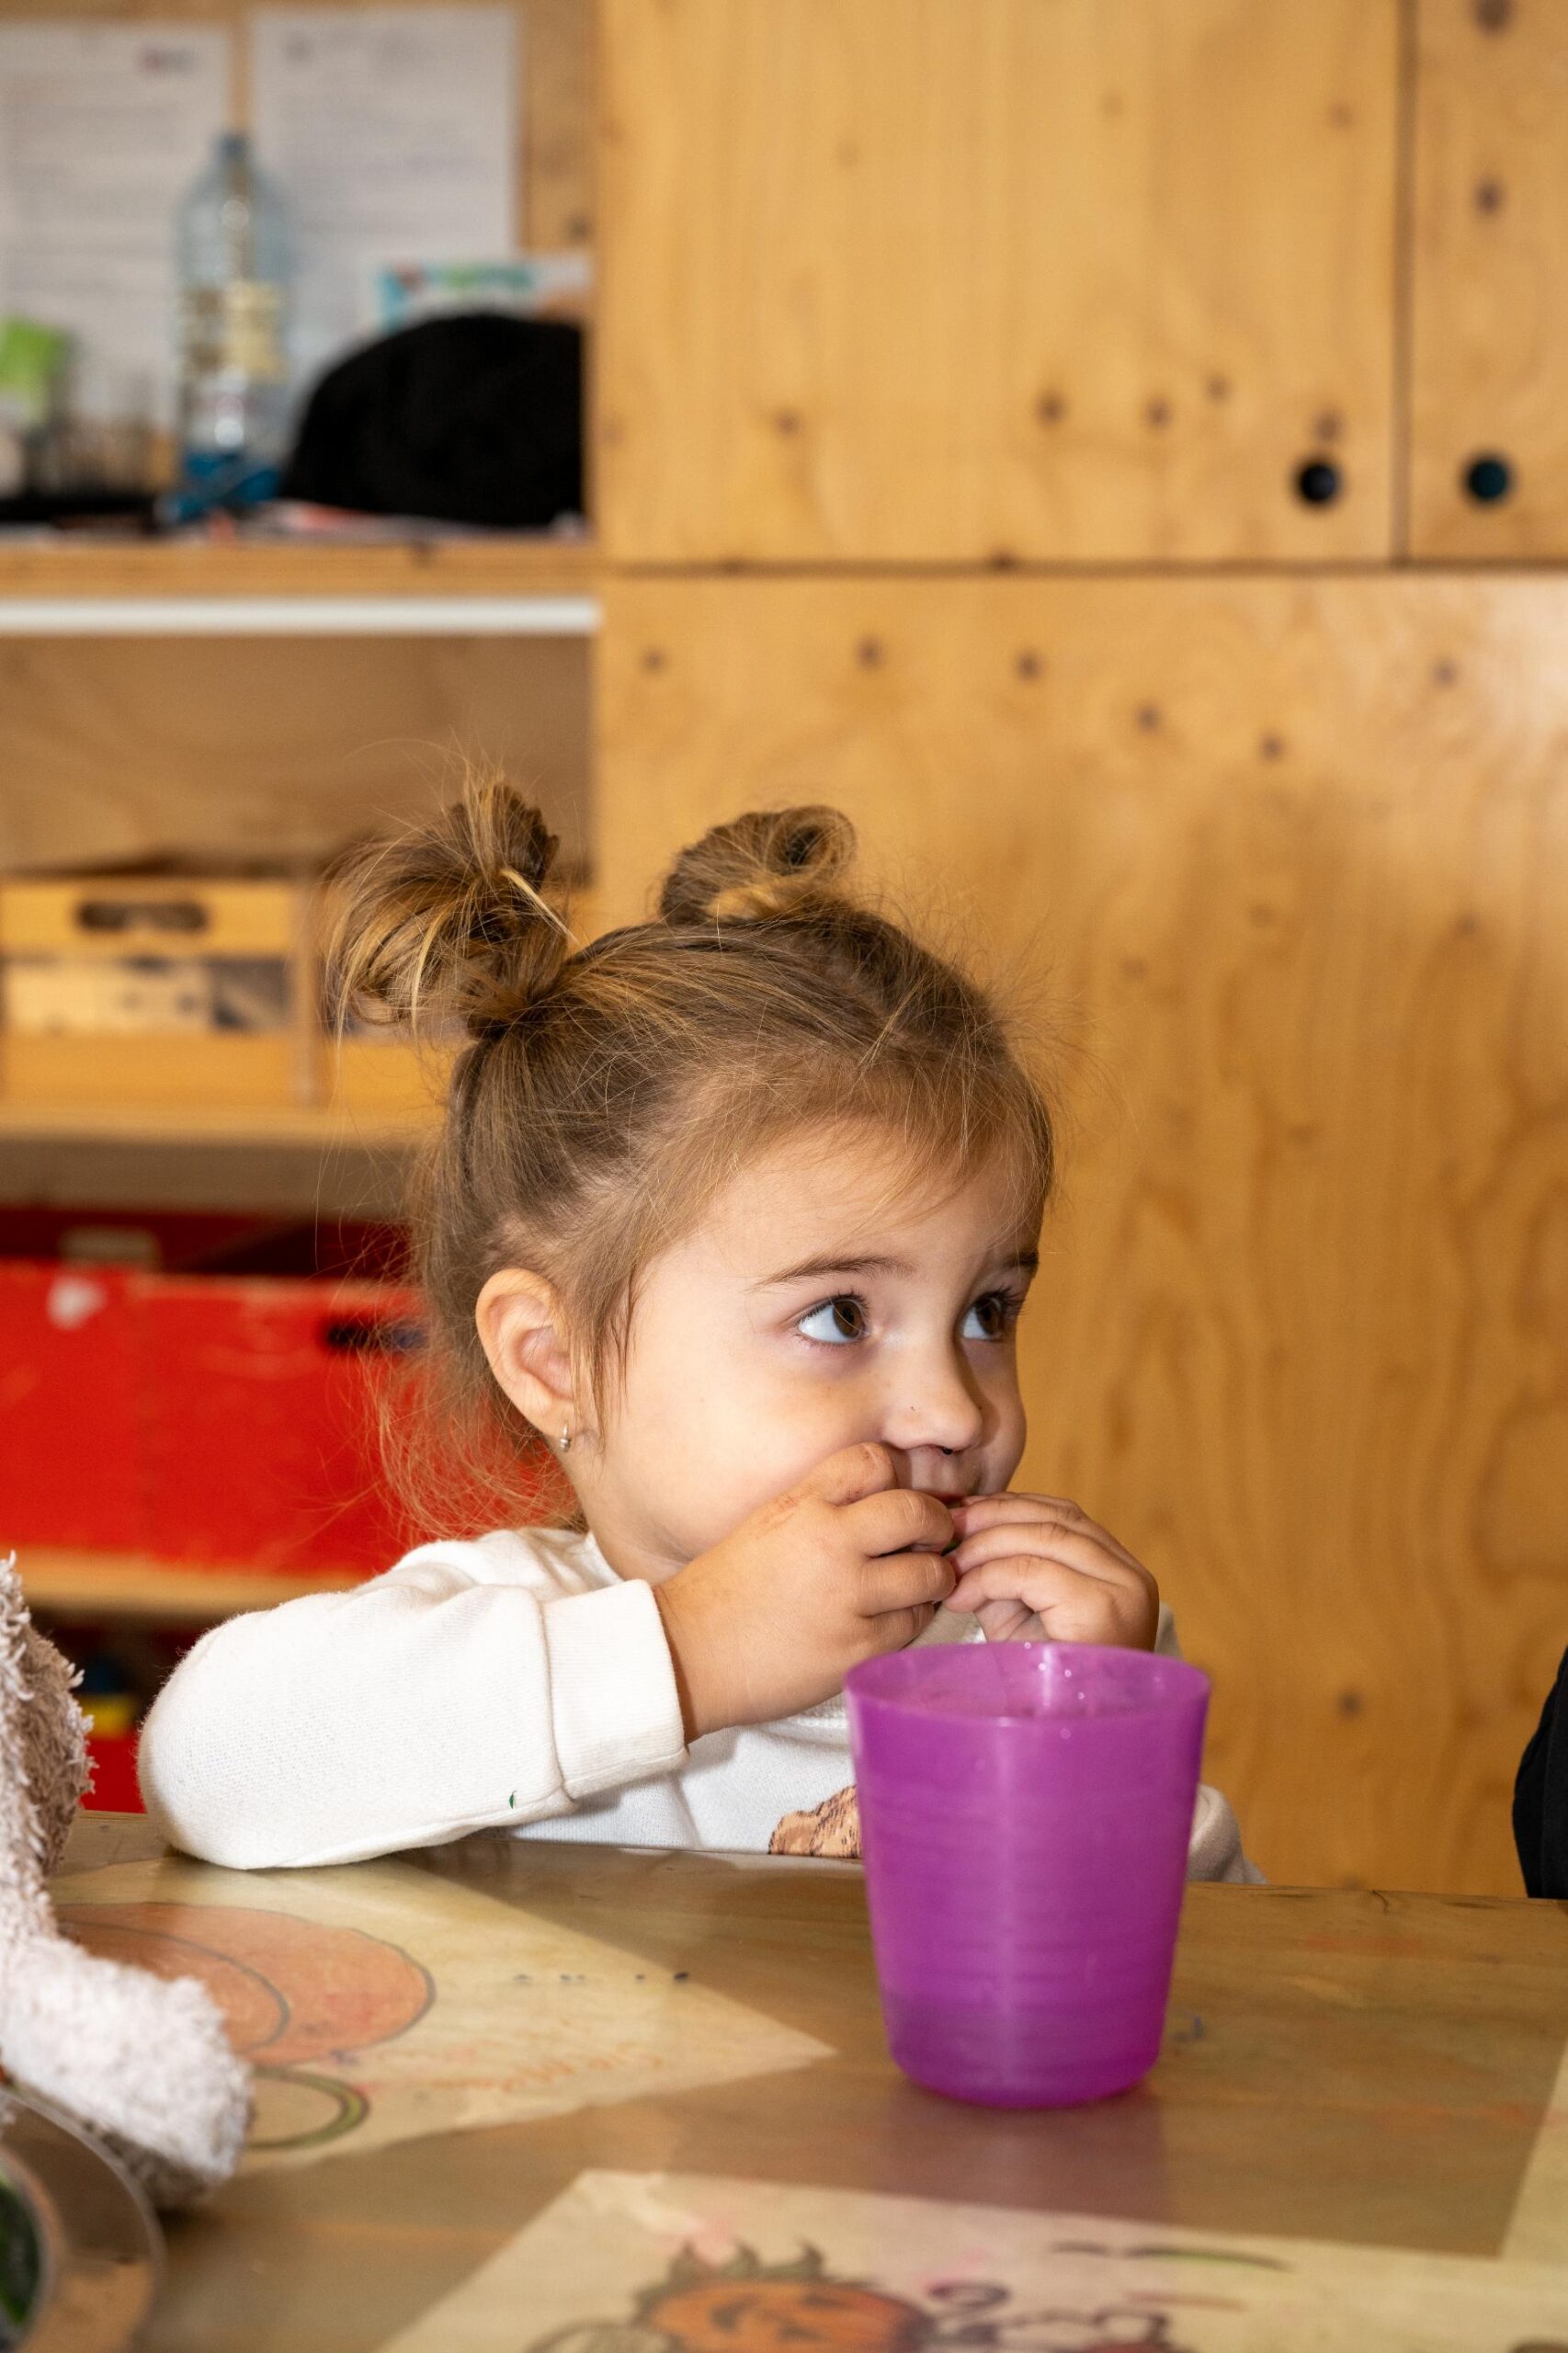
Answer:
[0,1259,148,1552]
[1,1211,567,1575]
[84,1731,144,1813]
[1,1212,280,1553]
[0,1213,420,1574]
[137,1272,425,1573]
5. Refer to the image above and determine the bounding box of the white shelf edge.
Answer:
[0,595,602,637]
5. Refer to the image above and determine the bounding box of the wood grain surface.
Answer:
[24,1548,363,1622]
[0,540,599,602]
[0,1131,416,1221]
[597,0,1398,563]
[56,1821,1568,2353]
[1410,0,1568,558]
[598,570,1568,1899]
[0,631,590,873]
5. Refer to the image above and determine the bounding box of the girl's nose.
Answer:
[885,1354,985,1459]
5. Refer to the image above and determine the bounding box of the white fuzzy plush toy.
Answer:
[0,1554,250,2206]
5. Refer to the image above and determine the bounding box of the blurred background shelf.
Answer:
[0,1099,435,1147]
[20,1548,366,1624]
[0,536,600,599]
[0,537,602,633]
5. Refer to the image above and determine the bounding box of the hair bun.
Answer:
[658,805,856,927]
[328,774,569,1040]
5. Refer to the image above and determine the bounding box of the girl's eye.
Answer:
[798,1295,868,1346]
[961,1292,1013,1342]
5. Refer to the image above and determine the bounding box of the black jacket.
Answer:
[1515,1643,1568,1897]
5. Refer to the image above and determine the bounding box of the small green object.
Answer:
[0,318,69,432]
[507,1791,516,1808]
[0,2166,41,2344]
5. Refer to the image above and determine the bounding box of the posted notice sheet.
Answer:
[251,6,517,388]
[0,25,229,423]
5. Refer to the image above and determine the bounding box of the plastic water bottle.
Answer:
[175,131,291,500]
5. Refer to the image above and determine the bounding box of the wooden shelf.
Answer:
[0,534,602,634]
[0,888,600,1152]
[21,1548,367,1623]
[0,1098,436,1147]
[0,533,598,597]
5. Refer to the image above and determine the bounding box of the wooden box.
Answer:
[0,869,312,1113]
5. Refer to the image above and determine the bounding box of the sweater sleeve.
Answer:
[137,1541,687,1870]
[1154,1603,1265,1884]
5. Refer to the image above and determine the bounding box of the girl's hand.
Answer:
[944,1493,1159,1650]
[653,1443,955,1739]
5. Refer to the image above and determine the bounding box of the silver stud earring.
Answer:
[560,1425,572,1454]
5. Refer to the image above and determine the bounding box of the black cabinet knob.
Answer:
[1463,452,1513,503]
[1294,456,1342,506]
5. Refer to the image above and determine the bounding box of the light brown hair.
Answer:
[330,777,1056,1532]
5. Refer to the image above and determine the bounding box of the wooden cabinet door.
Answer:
[598,0,1399,563]
[1411,0,1568,556]
[599,573,1568,1897]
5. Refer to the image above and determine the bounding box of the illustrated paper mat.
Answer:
[379,2169,1568,2353]
[53,1858,828,2170]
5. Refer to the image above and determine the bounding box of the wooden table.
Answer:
[54,1817,1568,2349]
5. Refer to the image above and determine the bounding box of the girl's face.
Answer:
[574,1124,1040,1581]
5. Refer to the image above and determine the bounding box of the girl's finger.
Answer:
[802,1441,905,1506]
[859,1549,957,1619]
[950,1498,1139,1573]
[948,1522,1148,1591]
[971,1595,1038,1644]
[845,1484,955,1559]
[863,1599,937,1654]
[950,1491,1088,1526]
[948,1556,1140,1640]
[948,1494,1144,1573]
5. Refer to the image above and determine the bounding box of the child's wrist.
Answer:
[652,1574,712,1742]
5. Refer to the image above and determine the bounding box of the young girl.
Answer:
[140,785,1252,1880]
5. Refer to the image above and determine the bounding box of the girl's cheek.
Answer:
[986,1375,1028,1466]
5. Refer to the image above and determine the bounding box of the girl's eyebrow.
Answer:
[753,1245,1040,1290]
[753,1252,913,1290]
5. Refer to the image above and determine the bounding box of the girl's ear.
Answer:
[475,1269,580,1441]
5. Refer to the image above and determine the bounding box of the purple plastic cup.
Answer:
[845,1641,1210,2108]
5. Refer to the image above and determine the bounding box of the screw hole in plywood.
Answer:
[1464,452,1513,503]
[1295,456,1342,506]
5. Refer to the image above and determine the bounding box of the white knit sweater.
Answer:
[139,1526,1256,1880]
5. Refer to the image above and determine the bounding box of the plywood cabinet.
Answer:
[597,0,1399,563]
[599,571,1568,1897]
[0,631,591,876]
[1410,0,1568,557]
